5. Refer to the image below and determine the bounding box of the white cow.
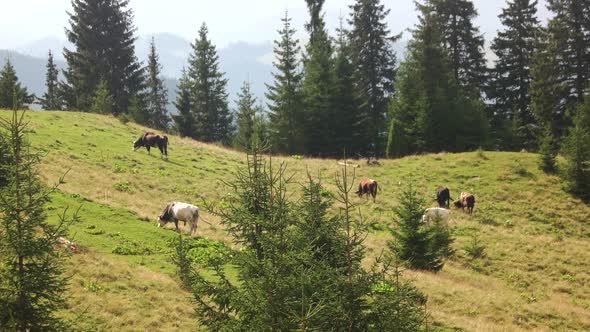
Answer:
[422,207,450,225]
[157,202,200,235]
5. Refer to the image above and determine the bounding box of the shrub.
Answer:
[463,230,486,259]
[112,239,153,255]
[112,180,132,192]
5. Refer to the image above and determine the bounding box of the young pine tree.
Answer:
[91,80,114,115]
[63,0,144,114]
[561,99,590,199]
[266,11,305,155]
[187,23,233,144]
[233,81,262,151]
[0,111,78,331]
[0,59,34,109]
[178,140,428,330]
[389,181,453,271]
[145,37,170,130]
[172,69,195,138]
[40,50,62,110]
[349,0,400,156]
[538,125,558,173]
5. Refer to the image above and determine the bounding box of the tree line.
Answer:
[0,0,589,194]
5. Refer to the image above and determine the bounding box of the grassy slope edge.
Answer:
[4,110,590,331]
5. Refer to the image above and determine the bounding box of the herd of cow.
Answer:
[131,132,476,235]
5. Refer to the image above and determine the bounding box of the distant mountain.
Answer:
[4,33,407,111]
[0,50,66,98]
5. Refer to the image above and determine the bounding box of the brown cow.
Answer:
[454,192,475,215]
[133,132,168,159]
[356,179,378,202]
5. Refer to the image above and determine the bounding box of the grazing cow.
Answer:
[57,237,79,253]
[157,202,200,235]
[356,179,378,202]
[422,207,450,225]
[435,186,452,208]
[454,192,476,215]
[133,132,168,158]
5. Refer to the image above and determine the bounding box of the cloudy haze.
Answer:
[3,0,551,49]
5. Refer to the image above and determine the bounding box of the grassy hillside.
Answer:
[3,110,590,331]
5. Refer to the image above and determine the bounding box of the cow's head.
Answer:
[133,139,142,151]
[156,216,169,228]
[453,200,463,209]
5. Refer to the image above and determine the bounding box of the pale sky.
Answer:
[2,0,551,49]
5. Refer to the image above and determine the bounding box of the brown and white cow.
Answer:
[454,192,475,215]
[356,179,378,202]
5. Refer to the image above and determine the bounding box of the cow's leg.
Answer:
[146,146,151,155]
[174,220,179,232]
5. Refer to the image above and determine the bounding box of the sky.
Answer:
[1,0,551,49]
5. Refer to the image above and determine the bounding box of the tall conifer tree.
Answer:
[333,20,362,157]
[63,0,144,114]
[490,0,541,150]
[40,50,62,110]
[0,60,33,109]
[172,69,195,138]
[187,23,232,144]
[543,0,590,117]
[266,11,305,154]
[145,37,169,130]
[302,0,337,156]
[425,0,487,95]
[349,0,399,156]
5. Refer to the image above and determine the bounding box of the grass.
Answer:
[3,110,590,331]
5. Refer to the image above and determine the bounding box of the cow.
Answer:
[57,237,79,253]
[454,192,476,215]
[435,186,452,208]
[157,202,200,235]
[422,207,450,225]
[133,132,168,159]
[356,179,378,202]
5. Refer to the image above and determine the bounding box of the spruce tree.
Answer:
[333,20,362,157]
[387,6,487,157]
[530,30,568,154]
[0,111,77,331]
[349,0,400,156]
[546,0,590,110]
[187,23,233,144]
[0,59,34,109]
[389,181,453,271]
[172,69,195,138]
[561,98,590,198]
[233,81,262,151]
[63,0,144,114]
[489,0,541,150]
[266,11,305,155]
[40,50,62,110]
[178,143,428,330]
[425,0,487,95]
[302,0,337,156]
[145,37,170,130]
